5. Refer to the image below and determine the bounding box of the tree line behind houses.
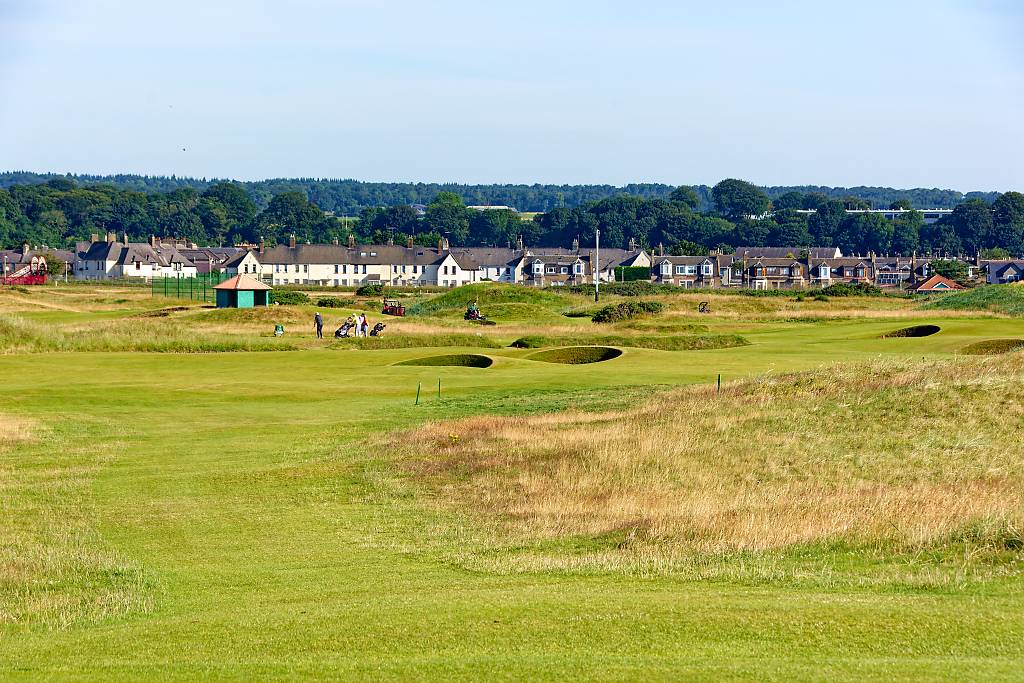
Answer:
[2,177,1023,258]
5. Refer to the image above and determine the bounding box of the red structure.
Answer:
[1,256,48,285]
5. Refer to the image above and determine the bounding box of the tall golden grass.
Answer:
[404,355,1024,573]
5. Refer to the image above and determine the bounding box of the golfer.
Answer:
[314,311,324,339]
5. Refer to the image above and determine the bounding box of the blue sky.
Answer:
[1,0,1022,189]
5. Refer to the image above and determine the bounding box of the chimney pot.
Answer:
[347,234,355,249]
[407,236,414,249]
[90,233,99,243]
[289,234,296,249]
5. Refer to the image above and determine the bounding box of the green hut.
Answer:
[213,274,272,308]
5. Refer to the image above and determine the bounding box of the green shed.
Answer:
[213,274,272,308]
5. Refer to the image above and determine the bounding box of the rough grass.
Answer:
[396,353,494,368]
[921,283,1024,316]
[331,333,503,350]
[510,333,749,351]
[961,338,1024,355]
[402,355,1024,579]
[526,347,623,364]
[0,314,296,353]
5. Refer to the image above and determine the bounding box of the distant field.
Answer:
[1,281,1023,680]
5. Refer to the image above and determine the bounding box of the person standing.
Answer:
[361,314,369,338]
[314,311,324,339]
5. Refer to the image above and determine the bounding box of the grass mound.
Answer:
[332,333,502,350]
[476,302,565,322]
[408,283,567,317]
[510,334,749,351]
[526,346,622,364]
[960,338,1024,355]
[921,283,1024,316]
[883,324,941,338]
[403,354,1024,577]
[396,353,494,368]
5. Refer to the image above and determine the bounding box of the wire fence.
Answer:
[151,272,233,303]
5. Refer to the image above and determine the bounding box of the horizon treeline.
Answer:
[1,177,1022,257]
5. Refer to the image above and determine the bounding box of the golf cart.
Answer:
[464,301,486,321]
[382,298,406,316]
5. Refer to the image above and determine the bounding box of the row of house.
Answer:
[9,233,1024,291]
[649,248,950,290]
[66,233,652,287]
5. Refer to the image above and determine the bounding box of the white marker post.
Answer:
[594,228,600,303]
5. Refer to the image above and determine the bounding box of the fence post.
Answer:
[415,382,421,405]
[438,378,441,399]
[717,373,722,393]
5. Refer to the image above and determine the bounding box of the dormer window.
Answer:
[819,265,829,278]
[701,263,712,275]
[573,263,583,274]
[533,262,543,274]
[662,263,672,275]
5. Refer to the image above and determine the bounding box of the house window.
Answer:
[303,264,308,273]
[701,264,712,275]
[573,264,582,274]
[546,266,556,274]
[361,265,366,274]
[135,261,140,270]
[560,266,568,274]
[670,265,681,275]
[819,265,829,278]
[334,265,339,273]
[533,263,543,274]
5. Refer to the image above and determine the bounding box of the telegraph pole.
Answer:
[594,229,600,302]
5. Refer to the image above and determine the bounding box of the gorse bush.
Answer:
[819,282,884,297]
[356,283,385,296]
[316,297,347,308]
[591,301,664,323]
[272,291,310,305]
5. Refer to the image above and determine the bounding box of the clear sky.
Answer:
[1,0,1022,190]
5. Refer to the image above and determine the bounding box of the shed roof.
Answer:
[213,274,272,291]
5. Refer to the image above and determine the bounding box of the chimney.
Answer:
[122,232,129,246]
[149,235,157,247]
[572,237,579,252]
[258,237,265,254]
[106,232,115,243]
[332,237,339,246]
[628,237,636,251]
[407,236,414,249]
[90,233,99,243]
[658,242,665,257]
[289,234,296,249]
[22,242,30,255]
[387,235,394,245]
[438,237,449,251]
[347,234,355,249]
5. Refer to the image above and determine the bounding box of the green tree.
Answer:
[808,200,845,247]
[891,210,923,254]
[889,198,914,210]
[947,198,992,252]
[202,182,257,230]
[767,209,812,247]
[773,191,806,210]
[668,185,700,210]
[931,259,969,283]
[711,179,770,220]
[424,192,470,245]
[991,192,1024,253]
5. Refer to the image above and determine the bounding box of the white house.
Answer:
[74,234,198,281]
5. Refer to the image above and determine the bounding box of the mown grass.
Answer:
[403,355,1024,583]
[922,282,1024,316]
[510,333,749,351]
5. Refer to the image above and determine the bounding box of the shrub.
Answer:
[356,283,385,296]
[316,297,347,308]
[272,291,310,305]
[819,282,883,297]
[591,301,664,323]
